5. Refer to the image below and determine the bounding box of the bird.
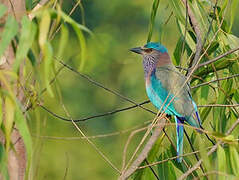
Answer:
[130,42,201,162]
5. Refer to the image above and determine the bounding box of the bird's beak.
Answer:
[130,47,142,54]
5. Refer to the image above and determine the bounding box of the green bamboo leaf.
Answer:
[0,16,18,58]
[39,10,50,47]
[157,152,168,180]
[27,49,37,66]
[4,97,15,152]
[0,143,9,180]
[168,0,185,23]
[199,138,211,172]
[43,41,54,97]
[72,24,86,71]
[56,23,69,58]
[207,42,220,56]
[191,0,209,36]
[15,106,32,179]
[25,0,33,11]
[229,145,239,177]
[229,0,239,32]
[0,4,7,18]
[147,0,160,42]
[217,145,226,180]
[173,36,184,65]
[177,21,196,52]
[0,97,2,127]
[168,161,177,180]
[200,106,212,124]
[13,16,37,72]
[56,10,92,35]
[220,0,229,16]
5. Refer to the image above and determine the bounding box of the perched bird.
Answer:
[130,42,201,162]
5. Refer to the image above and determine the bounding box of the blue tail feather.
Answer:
[175,116,185,163]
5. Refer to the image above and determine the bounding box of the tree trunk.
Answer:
[0,1,26,180]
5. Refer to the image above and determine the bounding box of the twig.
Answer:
[191,73,239,89]
[39,101,152,122]
[198,104,239,108]
[56,58,156,115]
[197,47,239,69]
[119,118,166,180]
[60,103,121,174]
[40,102,239,123]
[137,146,214,169]
[145,159,160,180]
[121,127,148,171]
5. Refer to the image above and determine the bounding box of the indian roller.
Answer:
[130,42,201,162]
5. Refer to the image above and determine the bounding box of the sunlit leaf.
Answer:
[43,41,54,97]
[229,145,239,177]
[4,96,15,152]
[56,23,69,58]
[0,16,18,58]
[13,16,37,72]
[39,10,51,47]
[0,4,7,18]
[0,97,2,127]
[15,106,32,179]
[0,143,9,180]
[229,0,239,32]
[25,0,33,11]
[147,0,160,42]
[217,145,226,180]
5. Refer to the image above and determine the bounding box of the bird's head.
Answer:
[130,42,171,76]
[130,42,168,56]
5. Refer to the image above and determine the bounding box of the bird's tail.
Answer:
[186,101,203,133]
[175,116,184,163]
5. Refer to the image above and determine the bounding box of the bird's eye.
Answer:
[144,48,153,53]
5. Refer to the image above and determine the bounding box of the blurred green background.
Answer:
[29,0,239,179]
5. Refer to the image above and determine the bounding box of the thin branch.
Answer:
[137,146,214,170]
[184,130,206,174]
[40,102,239,123]
[119,118,166,180]
[198,104,239,108]
[197,47,239,69]
[145,159,160,180]
[56,58,156,115]
[60,103,121,174]
[121,127,148,171]
[191,73,239,89]
[39,101,152,122]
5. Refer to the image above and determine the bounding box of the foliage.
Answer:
[0,0,238,179]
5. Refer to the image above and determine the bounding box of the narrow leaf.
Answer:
[14,16,37,72]
[15,106,32,179]
[229,145,239,177]
[217,145,226,180]
[0,16,18,58]
[39,10,50,47]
